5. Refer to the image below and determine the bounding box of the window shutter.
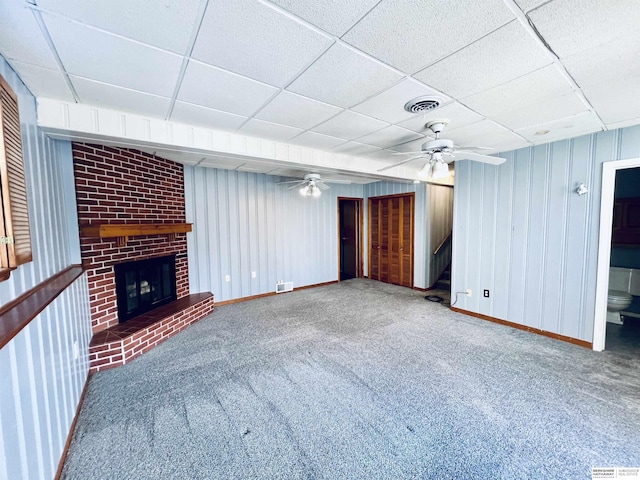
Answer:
[0,74,32,273]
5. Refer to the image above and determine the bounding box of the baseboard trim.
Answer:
[55,371,91,480]
[216,280,339,307]
[450,307,593,349]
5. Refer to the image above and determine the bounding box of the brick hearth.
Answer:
[74,143,214,372]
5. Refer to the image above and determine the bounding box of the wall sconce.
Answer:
[575,183,589,196]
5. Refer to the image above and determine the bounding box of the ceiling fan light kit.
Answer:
[277,173,351,198]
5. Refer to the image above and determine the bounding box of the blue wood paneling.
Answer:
[186,168,364,301]
[0,57,92,480]
[453,124,640,342]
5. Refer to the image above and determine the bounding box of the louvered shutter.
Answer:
[0,74,32,275]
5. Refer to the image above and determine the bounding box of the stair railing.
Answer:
[433,230,452,256]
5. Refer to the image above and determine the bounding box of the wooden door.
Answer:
[368,193,414,287]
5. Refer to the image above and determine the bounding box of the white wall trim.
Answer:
[593,156,640,351]
[36,98,416,182]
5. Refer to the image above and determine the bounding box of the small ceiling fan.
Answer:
[378,121,506,180]
[277,173,351,197]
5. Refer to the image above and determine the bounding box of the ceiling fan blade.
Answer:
[452,150,506,165]
[317,182,330,191]
[277,179,305,185]
[322,179,351,184]
[287,181,306,190]
[391,151,424,156]
[377,155,426,172]
[454,144,492,150]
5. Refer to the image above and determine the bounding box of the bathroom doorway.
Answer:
[594,157,640,351]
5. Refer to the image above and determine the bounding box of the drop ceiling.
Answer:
[1,0,639,181]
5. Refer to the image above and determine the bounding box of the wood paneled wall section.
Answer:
[452,125,640,343]
[0,57,92,480]
[184,167,364,302]
[428,185,454,287]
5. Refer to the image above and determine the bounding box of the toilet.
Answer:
[607,267,638,324]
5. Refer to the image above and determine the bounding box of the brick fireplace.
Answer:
[73,143,214,372]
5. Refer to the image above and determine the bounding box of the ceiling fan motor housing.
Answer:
[422,138,454,152]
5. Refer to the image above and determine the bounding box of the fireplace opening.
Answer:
[114,255,177,322]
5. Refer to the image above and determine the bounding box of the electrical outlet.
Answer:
[483,289,490,298]
[225,275,231,282]
[251,271,256,279]
[466,289,472,297]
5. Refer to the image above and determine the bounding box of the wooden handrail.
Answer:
[0,265,84,349]
[433,230,452,255]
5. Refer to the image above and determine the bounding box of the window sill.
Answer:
[0,265,84,349]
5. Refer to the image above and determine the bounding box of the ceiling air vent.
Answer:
[404,96,441,114]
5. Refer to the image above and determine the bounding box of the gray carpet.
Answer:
[62,279,640,479]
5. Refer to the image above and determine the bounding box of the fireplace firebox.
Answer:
[114,255,177,322]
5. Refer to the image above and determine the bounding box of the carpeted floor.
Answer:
[62,279,640,479]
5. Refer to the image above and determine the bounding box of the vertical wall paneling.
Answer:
[0,56,92,479]
[452,124,640,343]
[185,167,364,302]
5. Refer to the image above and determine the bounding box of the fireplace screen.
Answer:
[114,255,177,322]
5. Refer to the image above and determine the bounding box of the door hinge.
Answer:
[0,236,15,245]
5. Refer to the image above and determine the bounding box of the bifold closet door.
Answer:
[368,193,414,288]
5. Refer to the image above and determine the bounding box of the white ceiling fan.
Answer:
[378,121,506,180]
[277,173,351,197]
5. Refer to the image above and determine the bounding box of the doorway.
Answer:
[338,197,363,281]
[594,156,640,351]
[368,193,414,288]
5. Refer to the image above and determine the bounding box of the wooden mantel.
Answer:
[80,223,192,246]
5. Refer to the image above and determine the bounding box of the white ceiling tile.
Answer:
[398,102,484,133]
[10,62,75,101]
[414,21,551,99]
[238,119,303,142]
[37,0,203,54]
[269,0,380,36]
[287,44,402,108]
[492,92,588,130]
[171,101,247,131]
[389,137,431,154]
[515,111,604,143]
[178,60,278,117]
[562,33,640,125]
[529,0,640,58]
[352,78,450,123]
[446,120,529,152]
[71,76,171,118]
[311,110,388,139]
[255,91,342,130]
[290,131,347,150]
[514,0,549,12]
[43,14,182,97]
[191,0,333,87]
[355,125,423,149]
[331,141,382,156]
[462,65,574,117]
[343,0,514,72]
[0,2,58,69]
